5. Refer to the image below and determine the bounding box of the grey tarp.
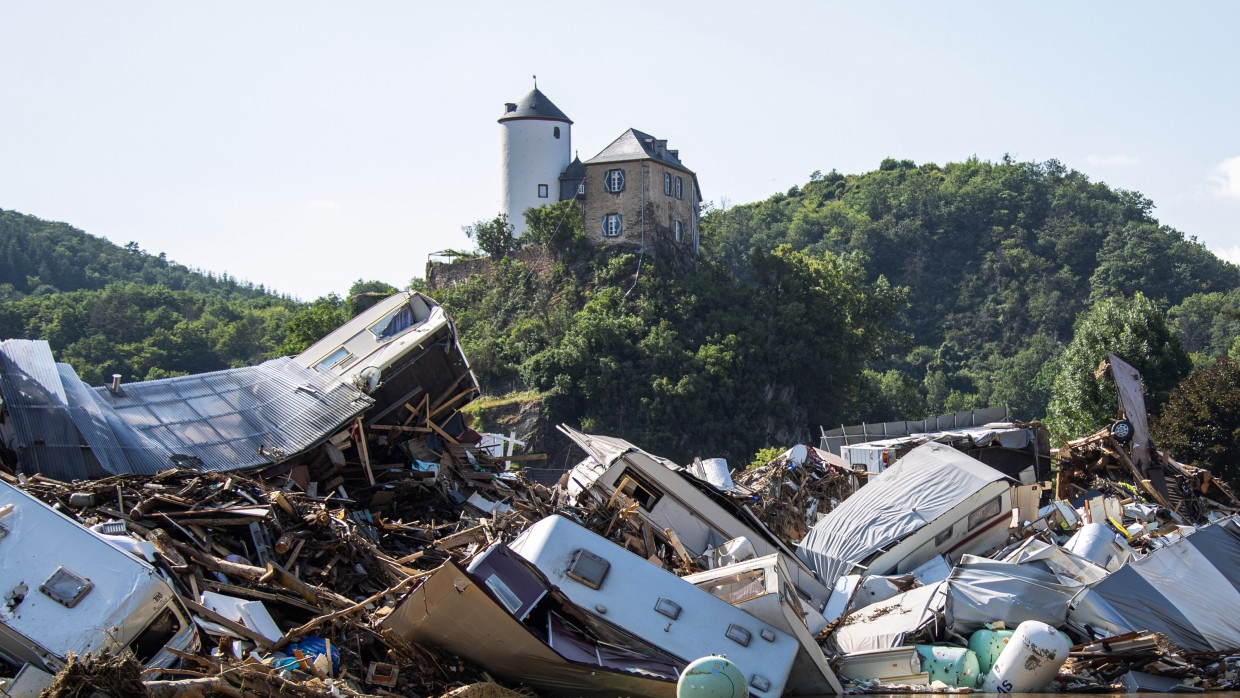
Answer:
[831,582,947,654]
[945,555,1085,636]
[1068,517,1240,651]
[796,442,1008,587]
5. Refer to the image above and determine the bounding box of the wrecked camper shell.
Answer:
[293,290,477,426]
[0,479,199,673]
[797,442,1017,589]
[684,553,844,695]
[379,550,681,697]
[561,426,832,613]
[506,515,803,698]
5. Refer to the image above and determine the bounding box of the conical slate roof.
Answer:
[499,87,572,124]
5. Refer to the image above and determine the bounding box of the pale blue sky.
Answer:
[3,2,1238,300]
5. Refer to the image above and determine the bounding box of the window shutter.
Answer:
[603,171,611,193]
[617,169,625,192]
[616,214,622,234]
[601,214,608,235]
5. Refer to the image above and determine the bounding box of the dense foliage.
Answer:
[0,282,299,383]
[8,153,1240,461]
[1044,293,1192,439]
[436,242,905,462]
[705,158,1239,426]
[0,210,282,301]
[1153,357,1240,483]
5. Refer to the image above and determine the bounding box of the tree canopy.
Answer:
[1045,292,1192,439]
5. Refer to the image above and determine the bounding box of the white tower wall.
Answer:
[500,119,570,236]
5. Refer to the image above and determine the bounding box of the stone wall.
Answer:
[582,160,698,264]
[425,246,560,291]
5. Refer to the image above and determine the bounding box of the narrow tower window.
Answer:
[538,184,549,198]
[553,126,561,139]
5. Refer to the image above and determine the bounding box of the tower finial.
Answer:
[533,74,537,88]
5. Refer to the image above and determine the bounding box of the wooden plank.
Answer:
[432,524,486,550]
[199,579,322,614]
[402,394,428,427]
[355,417,376,486]
[427,419,458,444]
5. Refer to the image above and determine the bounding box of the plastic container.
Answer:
[979,620,1070,693]
[913,645,981,687]
[968,626,1015,675]
[677,655,749,698]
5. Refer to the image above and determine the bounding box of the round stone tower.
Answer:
[499,86,572,236]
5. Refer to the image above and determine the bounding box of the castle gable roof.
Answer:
[584,128,694,175]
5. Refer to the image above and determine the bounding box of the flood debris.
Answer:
[4,303,1240,695]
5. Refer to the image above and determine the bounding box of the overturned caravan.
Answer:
[382,515,807,697]
[561,426,833,614]
[293,290,477,427]
[0,291,474,480]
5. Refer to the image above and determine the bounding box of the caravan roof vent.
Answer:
[654,597,681,619]
[725,624,751,647]
[41,566,93,608]
[566,549,609,590]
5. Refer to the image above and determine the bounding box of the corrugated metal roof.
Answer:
[92,357,373,473]
[0,339,97,480]
[57,363,169,475]
[1,339,373,478]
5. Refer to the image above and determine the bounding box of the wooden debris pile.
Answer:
[1058,631,1240,692]
[1054,428,1240,526]
[731,447,856,547]
[4,413,702,697]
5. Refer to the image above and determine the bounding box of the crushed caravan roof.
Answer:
[796,442,1014,588]
[0,339,371,479]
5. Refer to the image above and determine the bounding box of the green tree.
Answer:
[464,213,517,258]
[1152,357,1240,484]
[523,200,584,249]
[347,279,399,316]
[278,295,348,355]
[1046,292,1192,440]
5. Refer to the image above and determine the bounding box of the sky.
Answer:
[3,2,1239,301]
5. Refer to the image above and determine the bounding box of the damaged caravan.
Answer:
[561,426,832,613]
[293,291,477,427]
[797,442,1019,589]
[0,479,199,673]
[382,515,808,697]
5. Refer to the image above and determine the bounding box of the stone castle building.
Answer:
[499,86,702,259]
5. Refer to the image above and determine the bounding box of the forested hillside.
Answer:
[0,209,280,301]
[0,210,302,382]
[704,158,1240,424]
[6,155,1240,466]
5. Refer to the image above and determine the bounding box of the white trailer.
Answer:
[0,480,199,672]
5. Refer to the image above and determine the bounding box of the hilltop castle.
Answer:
[499,86,702,259]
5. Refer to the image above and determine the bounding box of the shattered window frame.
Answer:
[616,470,662,511]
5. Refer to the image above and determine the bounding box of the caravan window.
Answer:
[369,304,416,340]
[967,496,1002,531]
[696,569,766,605]
[314,347,356,373]
[616,469,662,511]
[934,525,954,546]
[131,607,183,664]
